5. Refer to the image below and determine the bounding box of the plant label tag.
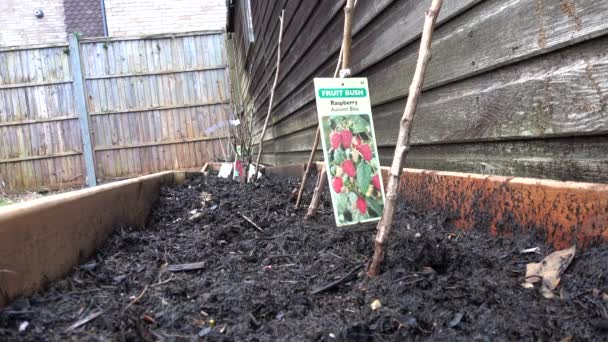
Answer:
[218,163,232,178]
[313,77,386,226]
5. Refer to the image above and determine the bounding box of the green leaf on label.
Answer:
[347,192,358,205]
[367,197,384,217]
[351,116,369,134]
[334,148,346,165]
[335,193,349,212]
[356,162,372,195]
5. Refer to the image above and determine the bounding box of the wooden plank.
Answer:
[0,151,82,164]
[385,135,608,184]
[270,133,608,184]
[94,136,228,152]
[83,65,227,80]
[87,100,229,116]
[79,30,225,43]
[271,31,608,144]
[86,68,227,113]
[373,35,608,144]
[0,116,78,127]
[368,0,608,106]
[0,83,76,122]
[0,43,68,52]
[0,80,72,90]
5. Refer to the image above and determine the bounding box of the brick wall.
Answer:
[0,0,67,47]
[104,0,226,37]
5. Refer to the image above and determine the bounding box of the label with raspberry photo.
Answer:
[314,78,386,226]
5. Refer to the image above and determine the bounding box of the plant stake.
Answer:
[304,0,356,218]
[254,10,285,181]
[368,0,443,277]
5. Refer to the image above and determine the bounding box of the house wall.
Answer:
[229,0,608,184]
[104,0,226,37]
[0,0,67,47]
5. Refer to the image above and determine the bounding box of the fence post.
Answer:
[68,34,97,187]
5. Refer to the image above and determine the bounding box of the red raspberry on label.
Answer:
[340,130,353,149]
[356,197,367,214]
[372,174,381,190]
[332,176,343,193]
[341,160,356,177]
[330,131,341,149]
[356,143,372,161]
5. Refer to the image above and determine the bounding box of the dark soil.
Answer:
[1,174,607,341]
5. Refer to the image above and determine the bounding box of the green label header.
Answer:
[318,88,367,98]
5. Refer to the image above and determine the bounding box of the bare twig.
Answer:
[304,167,327,220]
[66,310,104,331]
[150,276,175,287]
[216,80,235,159]
[368,0,443,277]
[295,43,346,209]
[294,126,321,209]
[126,285,149,309]
[241,214,264,232]
[304,0,356,217]
[340,0,356,71]
[310,264,363,295]
[254,10,285,181]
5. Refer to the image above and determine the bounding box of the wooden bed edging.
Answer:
[0,171,178,307]
[313,162,608,249]
[393,167,608,249]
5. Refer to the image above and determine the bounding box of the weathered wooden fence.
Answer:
[228,0,608,184]
[0,43,85,191]
[0,31,231,192]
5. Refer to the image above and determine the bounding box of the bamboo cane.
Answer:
[303,0,356,218]
[367,0,443,277]
[253,10,285,181]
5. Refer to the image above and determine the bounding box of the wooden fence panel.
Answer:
[80,32,231,180]
[0,45,86,192]
[0,31,232,191]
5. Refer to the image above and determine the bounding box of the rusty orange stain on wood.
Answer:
[382,168,608,250]
[312,162,608,250]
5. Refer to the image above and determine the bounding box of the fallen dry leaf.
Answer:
[523,246,576,297]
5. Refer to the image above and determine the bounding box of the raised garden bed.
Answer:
[1,172,607,340]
